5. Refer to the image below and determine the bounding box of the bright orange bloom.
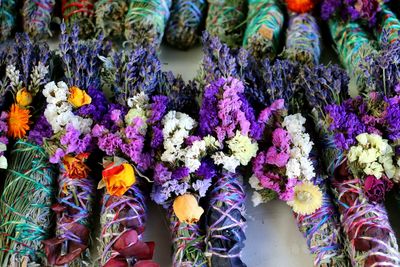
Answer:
[63,153,90,179]
[7,104,31,139]
[173,194,204,224]
[286,0,315,13]
[68,86,92,108]
[102,163,135,197]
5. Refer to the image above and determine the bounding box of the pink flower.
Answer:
[265,147,290,167]
[272,128,291,147]
[258,99,285,123]
[364,175,393,203]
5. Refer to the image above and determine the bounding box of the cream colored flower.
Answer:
[227,131,258,166]
[348,145,362,162]
[356,133,368,145]
[287,182,323,215]
[358,148,379,164]
[364,162,384,178]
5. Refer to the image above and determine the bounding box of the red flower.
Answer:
[364,175,393,203]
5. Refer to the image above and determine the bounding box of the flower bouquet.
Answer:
[95,0,128,40]
[22,0,56,38]
[0,34,56,266]
[124,0,172,47]
[0,0,17,41]
[164,0,206,50]
[62,0,96,38]
[92,48,162,266]
[302,63,400,266]
[40,24,110,266]
[206,0,247,48]
[243,0,284,59]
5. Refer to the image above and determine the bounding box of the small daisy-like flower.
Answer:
[287,182,322,215]
[7,104,31,139]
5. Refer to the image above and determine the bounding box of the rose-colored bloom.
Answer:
[364,175,393,203]
[265,147,290,167]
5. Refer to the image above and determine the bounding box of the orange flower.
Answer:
[68,86,92,108]
[101,162,135,197]
[173,194,204,224]
[286,0,315,13]
[63,153,90,179]
[16,88,33,107]
[7,104,31,139]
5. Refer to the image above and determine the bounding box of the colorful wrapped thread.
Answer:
[95,0,128,40]
[0,141,56,266]
[124,0,172,47]
[205,172,246,267]
[243,0,284,59]
[376,5,400,46]
[99,184,154,266]
[283,13,320,65]
[22,0,56,38]
[206,0,247,48]
[165,0,206,50]
[0,0,17,41]
[62,0,96,38]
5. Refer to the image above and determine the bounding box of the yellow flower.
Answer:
[358,148,379,164]
[7,104,31,139]
[173,194,204,224]
[16,88,33,107]
[101,162,135,197]
[356,133,368,146]
[364,162,384,179]
[227,131,258,166]
[287,182,323,215]
[68,86,92,108]
[348,145,362,162]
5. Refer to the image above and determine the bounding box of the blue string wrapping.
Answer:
[0,0,17,41]
[22,0,56,38]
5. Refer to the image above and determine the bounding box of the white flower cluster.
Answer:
[211,131,258,173]
[29,62,49,94]
[6,65,22,91]
[43,81,93,134]
[283,114,315,181]
[348,133,400,181]
[0,143,7,169]
[125,92,150,131]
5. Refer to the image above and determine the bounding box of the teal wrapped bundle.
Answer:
[206,0,247,48]
[62,0,96,38]
[283,13,320,65]
[0,0,17,41]
[0,141,56,266]
[376,5,400,46]
[165,0,206,49]
[22,0,56,38]
[124,0,172,47]
[95,0,128,40]
[243,0,284,59]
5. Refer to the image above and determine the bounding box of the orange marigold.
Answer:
[63,153,90,179]
[286,0,316,13]
[7,104,31,139]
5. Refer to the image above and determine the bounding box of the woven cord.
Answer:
[22,0,55,38]
[243,0,284,59]
[165,0,206,49]
[0,0,17,41]
[376,5,400,46]
[284,12,320,65]
[205,171,246,267]
[62,0,96,38]
[0,140,55,266]
[95,0,128,39]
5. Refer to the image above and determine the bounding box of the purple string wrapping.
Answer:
[99,183,149,266]
[168,208,207,267]
[42,164,95,266]
[22,0,56,38]
[205,171,246,267]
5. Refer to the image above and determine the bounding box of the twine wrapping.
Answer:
[376,6,400,46]
[283,13,320,65]
[206,0,247,48]
[124,0,172,47]
[99,183,155,266]
[0,0,17,41]
[42,163,94,266]
[243,0,284,59]
[22,0,56,38]
[165,0,206,50]
[95,0,128,39]
[0,141,56,266]
[205,171,246,267]
[168,207,207,267]
[293,179,349,266]
[328,19,378,91]
[62,0,96,38]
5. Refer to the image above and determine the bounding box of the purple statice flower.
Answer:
[77,87,109,123]
[266,128,291,167]
[321,0,342,20]
[154,163,172,185]
[385,101,400,141]
[92,124,106,138]
[110,109,122,123]
[125,118,144,139]
[50,148,66,164]
[150,125,163,149]
[148,95,168,124]
[395,84,400,94]
[192,178,212,197]
[195,159,217,180]
[98,132,123,156]
[172,167,190,180]
[152,179,190,205]
[240,94,263,140]
[60,124,92,154]
[199,78,221,136]
[185,136,201,146]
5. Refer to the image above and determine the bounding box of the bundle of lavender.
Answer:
[22,0,56,38]
[124,0,172,47]
[93,48,161,266]
[95,0,128,40]
[165,0,206,49]
[0,0,18,41]
[0,34,55,266]
[62,0,96,38]
[40,24,110,266]
[243,0,284,59]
